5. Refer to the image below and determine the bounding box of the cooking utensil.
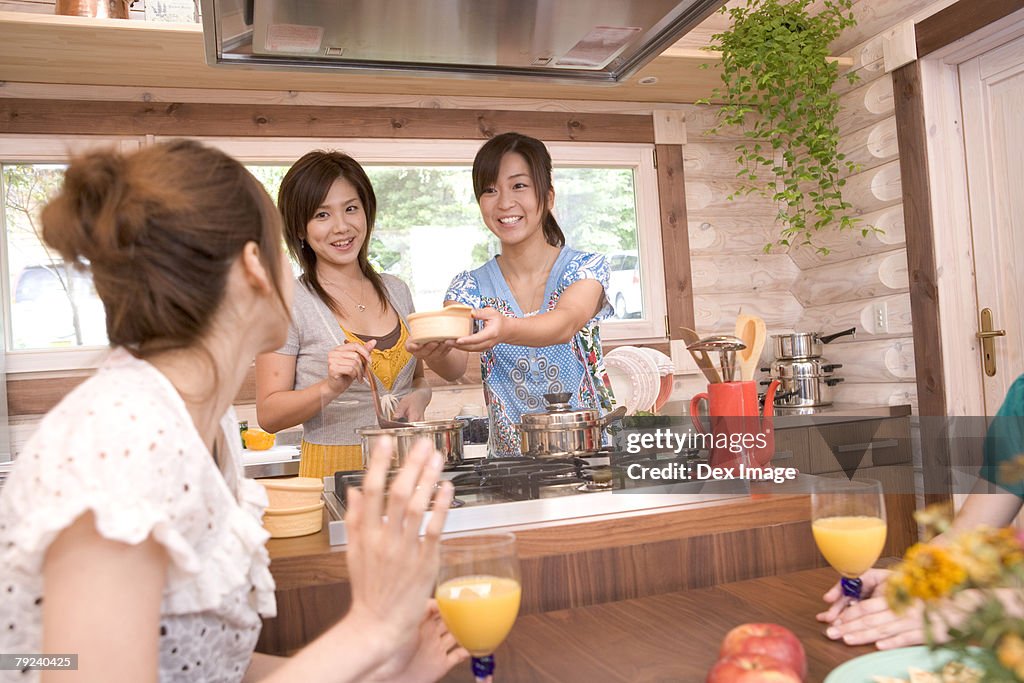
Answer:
[735,314,766,381]
[517,393,626,458]
[771,327,856,360]
[679,327,721,384]
[356,419,467,469]
[687,335,746,383]
[363,355,410,429]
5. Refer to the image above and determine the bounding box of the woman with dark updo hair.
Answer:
[0,140,464,682]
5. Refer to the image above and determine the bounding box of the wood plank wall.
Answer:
[779,0,967,413]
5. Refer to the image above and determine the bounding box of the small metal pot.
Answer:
[517,393,626,458]
[771,327,856,359]
[356,419,466,470]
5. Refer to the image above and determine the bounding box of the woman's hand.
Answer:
[821,596,930,649]
[406,339,456,363]
[393,389,430,423]
[368,601,468,683]
[343,438,454,668]
[817,568,892,624]
[816,568,932,649]
[453,307,509,352]
[326,339,376,395]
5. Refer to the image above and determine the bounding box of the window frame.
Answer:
[1,135,667,375]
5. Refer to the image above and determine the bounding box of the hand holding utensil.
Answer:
[363,355,413,429]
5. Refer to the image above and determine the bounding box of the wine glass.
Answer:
[436,533,521,682]
[810,478,887,600]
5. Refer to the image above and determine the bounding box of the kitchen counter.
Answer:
[440,566,874,682]
[256,489,918,655]
[772,402,912,427]
[253,407,918,654]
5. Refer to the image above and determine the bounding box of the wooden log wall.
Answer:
[781,0,964,413]
[680,0,964,411]
[680,104,800,337]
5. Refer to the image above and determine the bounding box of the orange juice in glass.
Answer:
[436,533,520,681]
[810,478,886,600]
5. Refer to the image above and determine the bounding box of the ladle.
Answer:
[687,335,747,383]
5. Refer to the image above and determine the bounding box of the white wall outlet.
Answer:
[872,302,890,334]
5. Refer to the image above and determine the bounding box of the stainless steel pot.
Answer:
[771,327,856,359]
[356,419,466,470]
[517,393,626,458]
[769,358,842,379]
[772,375,845,407]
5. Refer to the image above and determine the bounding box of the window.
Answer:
[1,137,140,372]
[0,136,667,375]
[214,138,667,341]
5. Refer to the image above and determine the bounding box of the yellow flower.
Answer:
[950,527,1024,585]
[885,543,967,612]
[913,502,954,541]
[997,633,1024,677]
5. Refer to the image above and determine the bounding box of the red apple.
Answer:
[719,623,807,681]
[706,654,801,683]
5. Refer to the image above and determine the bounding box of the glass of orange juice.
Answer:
[436,533,521,682]
[811,478,887,600]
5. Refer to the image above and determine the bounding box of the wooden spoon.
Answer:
[735,314,767,381]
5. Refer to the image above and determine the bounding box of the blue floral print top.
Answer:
[445,247,615,456]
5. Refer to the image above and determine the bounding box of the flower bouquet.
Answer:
[885,503,1024,680]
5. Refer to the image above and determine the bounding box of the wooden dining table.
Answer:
[441,567,878,682]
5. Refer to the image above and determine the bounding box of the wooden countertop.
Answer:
[258,493,917,655]
[441,567,873,682]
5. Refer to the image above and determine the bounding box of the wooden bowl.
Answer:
[406,304,473,344]
[262,501,325,538]
[258,477,324,508]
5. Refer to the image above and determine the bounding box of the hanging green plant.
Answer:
[697,0,870,254]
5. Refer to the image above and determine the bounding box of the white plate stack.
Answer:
[605,346,664,415]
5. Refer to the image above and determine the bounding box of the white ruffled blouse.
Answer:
[0,348,276,682]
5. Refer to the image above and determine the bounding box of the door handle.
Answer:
[977,308,1006,377]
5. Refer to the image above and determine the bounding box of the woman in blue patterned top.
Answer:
[409,132,614,455]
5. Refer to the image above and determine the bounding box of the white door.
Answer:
[959,34,1024,414]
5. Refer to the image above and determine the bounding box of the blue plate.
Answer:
[824,646,973,682]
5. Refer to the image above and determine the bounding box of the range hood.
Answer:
[200,0,725,84]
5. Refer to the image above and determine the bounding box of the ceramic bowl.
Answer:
[406,304,473,344]
[262,501,325,538]
[258,477,324,508]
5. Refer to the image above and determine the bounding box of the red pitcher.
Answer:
[690,380,780,472]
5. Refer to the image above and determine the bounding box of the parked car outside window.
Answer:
[607,251,642,320]
[10,264,107,349]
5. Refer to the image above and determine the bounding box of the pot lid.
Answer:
[520,392,601,427]
[355,418,465,435]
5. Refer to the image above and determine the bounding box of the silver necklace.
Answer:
[325,276,369,313]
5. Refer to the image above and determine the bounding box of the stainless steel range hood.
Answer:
[201,0,725,84]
